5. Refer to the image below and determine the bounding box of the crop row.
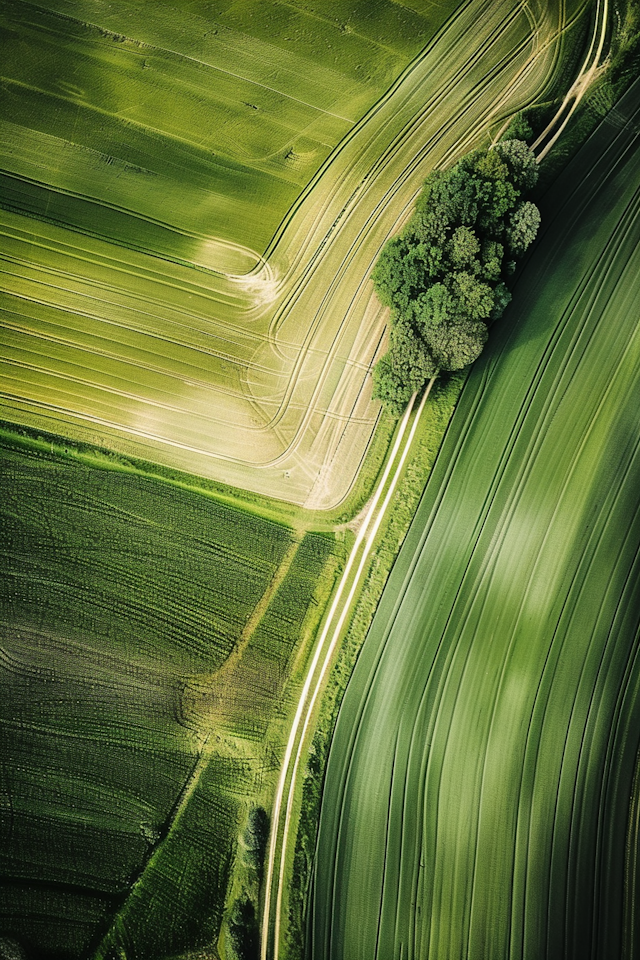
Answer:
[95,755,245,960]
[0,440,293,675]
[0,432,343,957]
[0,0,577,506]
[0,437,296,956]
[251,533,335,665]
[1,0,426,254]
[1,884,113,960]
[308,77,640,959]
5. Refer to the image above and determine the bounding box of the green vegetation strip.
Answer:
[308,78,640,959]
[283,374,466,959]
[0,440,338,958]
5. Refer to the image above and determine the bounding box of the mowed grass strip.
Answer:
[309,79,640,960]
[0,439,295,956]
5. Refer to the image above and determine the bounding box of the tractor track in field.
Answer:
[2,0,568,507]
[260,0,611,954]
[307,58,640,960]
[260,383,429,960]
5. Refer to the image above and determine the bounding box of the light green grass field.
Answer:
[309,77,640,960]
[0,0,583,507]
[0,438,338,958]
[2,0,436,257]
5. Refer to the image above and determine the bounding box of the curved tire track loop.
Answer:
[260,0,610,955]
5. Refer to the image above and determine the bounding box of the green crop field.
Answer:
[1,2,616,958]
[0,0,587,508]
[0,437,338,958]
[308,78,640,960]
[1,0,442,257]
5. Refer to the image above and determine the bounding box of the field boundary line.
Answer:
[260,388,417,959]
[261,380,437,959]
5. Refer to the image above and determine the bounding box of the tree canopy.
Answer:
[371,139,540,414]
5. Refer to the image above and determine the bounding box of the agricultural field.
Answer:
[0,437,338,958]
[308,77,640,959]
[1,1,626,959]
[1,0,443,256]
[0,0,588,507]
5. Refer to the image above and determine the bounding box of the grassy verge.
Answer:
[93,529,345,960]
[305,68,640,959]
[0,411,395,533]
[217,535,345,960]
[281,373,466,959]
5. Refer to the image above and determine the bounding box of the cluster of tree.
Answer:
[371,139,541,413]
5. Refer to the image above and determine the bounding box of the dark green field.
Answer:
[0,437,336,958]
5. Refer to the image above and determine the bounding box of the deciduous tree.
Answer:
[371,139,540,410]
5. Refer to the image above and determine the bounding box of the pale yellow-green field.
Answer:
[1,0,585,506]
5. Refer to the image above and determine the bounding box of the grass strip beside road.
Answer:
[282,374,466,959]
[261,2,610,952]
[260,386,419,960]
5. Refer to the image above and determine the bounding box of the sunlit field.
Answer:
[0,0,580,507]
[309,77,640,960]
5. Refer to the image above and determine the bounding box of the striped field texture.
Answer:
[0,440,336,957]
[308,79,640,960]
[0,0,582,507]
[1,0,445,258]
